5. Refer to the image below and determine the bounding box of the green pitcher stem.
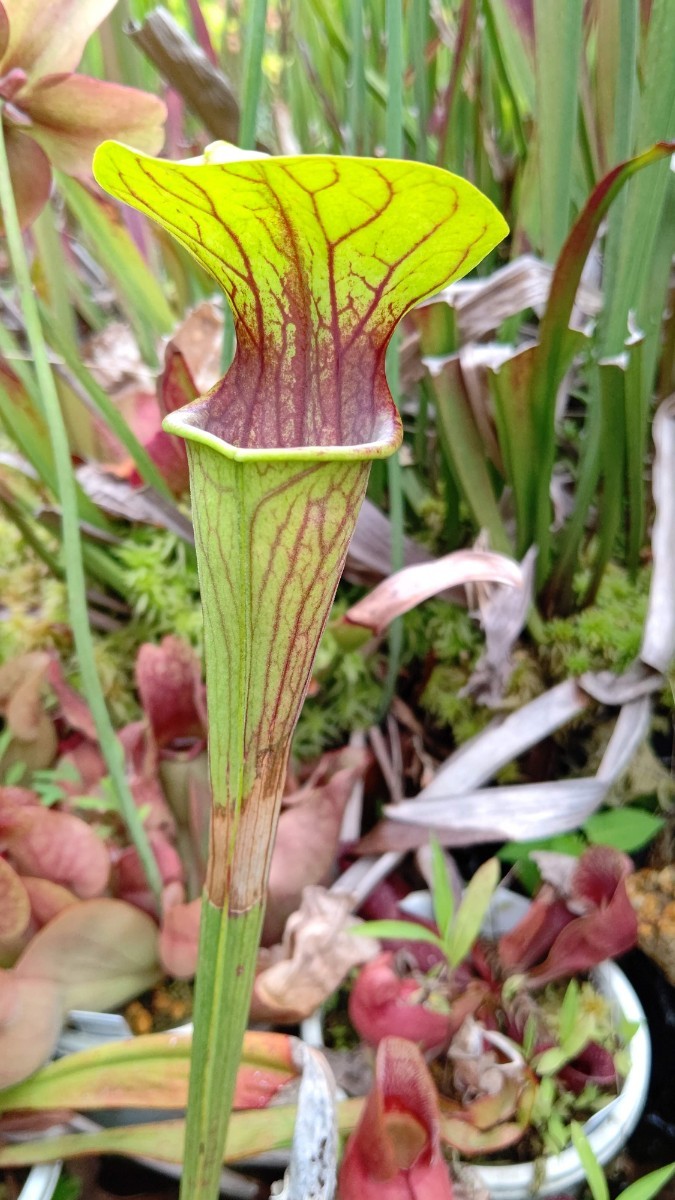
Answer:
[182,715,291,1196]
[181,901,265,1196]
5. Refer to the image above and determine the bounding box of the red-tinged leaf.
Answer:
[0,970,64,1088]
[26,74,166,178]
[498,890,575,973]
[571,844,633,908]
[499,846,638,983]
[263,749,367,944]
[186,0,218,66]
[0,1110,75,1136]
[125,345,194,494]
[1,805,109,899]
[45,656,97,740]
[1,0,116,75]
[0,786,38,807]
[0,858,30,943]
[342,550,522,635]
[0,1028,297,1114]
[503,0,534,46]
[2,125,52,229]
[339,1037,453,1200]
[127,429,189,496]
[113,834,183,915]
[158,344,198,419]
[135,636,206,749]
[158,896,200,980]
[15,898,161,1011]
[349,952,452,1053]
[21,876,78,928]
[57,741,106,796]
[526,878,638,986]
[441,1116,527,1156]
[558,1042,618,1095]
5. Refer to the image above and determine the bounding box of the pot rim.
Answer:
[17,1162,62,1200]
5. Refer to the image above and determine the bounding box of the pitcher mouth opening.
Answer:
[163,402,403,463]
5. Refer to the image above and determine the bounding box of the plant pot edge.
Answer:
[468,960,651,1199]
[16,1162,61,1200]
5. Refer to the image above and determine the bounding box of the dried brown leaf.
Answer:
[343,550,522,635]
[251,887,378,1025]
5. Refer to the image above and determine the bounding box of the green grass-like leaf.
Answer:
[352,919,444,949]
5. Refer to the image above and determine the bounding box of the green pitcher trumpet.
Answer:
[93,141,507,1199]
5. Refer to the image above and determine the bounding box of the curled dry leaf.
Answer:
[464,547,537,704]
[447,1018,525,1104]
[251,887,379,1026]
[417,254,601,344]
[342,550,522,636]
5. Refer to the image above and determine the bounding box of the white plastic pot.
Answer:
[470,961,650,1199]
[17,1163,61,1200]
[400,886,652,1200]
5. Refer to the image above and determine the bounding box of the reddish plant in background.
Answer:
[0,0,165,228]
[339,1036,454,1199]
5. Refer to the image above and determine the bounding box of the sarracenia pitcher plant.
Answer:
[93,141,507,1199]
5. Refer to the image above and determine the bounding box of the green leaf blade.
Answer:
[352,919,444,949]
[447,857,501,968]
[430,837,455,944]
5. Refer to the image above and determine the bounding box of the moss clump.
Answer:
[0,512,70,661]
[293,597,383,759]
[294,596,489,760]
[113,527,202,647]
[540,564,650,679]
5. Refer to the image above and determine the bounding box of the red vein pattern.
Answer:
[93,148,507,451]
